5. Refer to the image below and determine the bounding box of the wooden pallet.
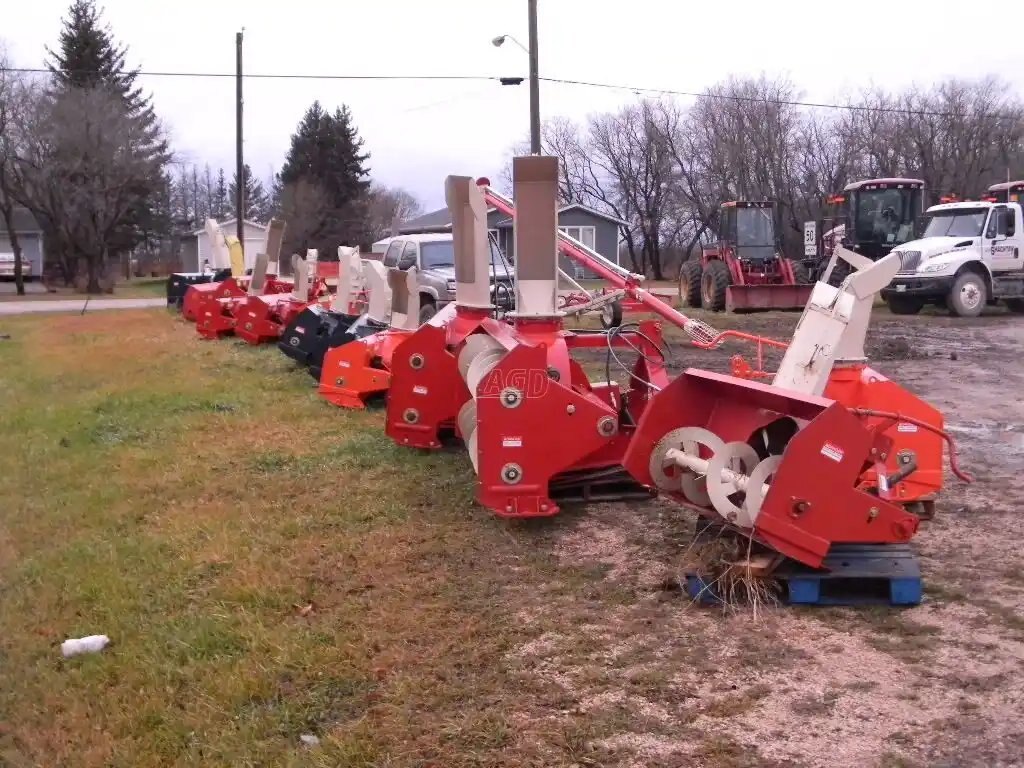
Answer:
[686,543,922,607]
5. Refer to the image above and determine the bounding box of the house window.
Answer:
[559,225,596,251]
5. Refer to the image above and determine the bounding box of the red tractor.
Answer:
[679,200,812,312]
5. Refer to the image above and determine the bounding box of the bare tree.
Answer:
[365,184,422,242]
[0,50,37,295]
[12,85,168,292]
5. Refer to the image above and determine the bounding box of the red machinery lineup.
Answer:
[174,155,970,599]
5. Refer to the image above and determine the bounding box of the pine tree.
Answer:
[229,163,271,223]
[278,101,371,251]
[213,168,229,220]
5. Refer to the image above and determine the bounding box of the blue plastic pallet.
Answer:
[686,543,922,607]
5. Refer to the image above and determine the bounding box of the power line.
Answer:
[3,66,1021,120]
[540,76,1023,120]
[2,66,502,82]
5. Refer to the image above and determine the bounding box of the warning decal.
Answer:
[820,442,844,462]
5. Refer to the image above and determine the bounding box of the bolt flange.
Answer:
[501,463,523,484]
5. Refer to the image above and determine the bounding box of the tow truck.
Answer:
[881,198,1024,316]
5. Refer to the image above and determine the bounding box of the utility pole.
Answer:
[527,0,540,154]
[235,30,245,246]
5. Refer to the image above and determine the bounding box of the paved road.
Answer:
[0,298,166,315]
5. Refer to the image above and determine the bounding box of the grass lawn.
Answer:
[3,307,1019,767]
[0,309,586,767]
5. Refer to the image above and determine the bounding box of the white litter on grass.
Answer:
[61,635,110,658]
[299,734,320,748]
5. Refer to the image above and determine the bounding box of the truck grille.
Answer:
[896,251,921,274]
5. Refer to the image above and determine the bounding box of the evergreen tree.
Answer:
[278,101,371,251]
[213,168,229,220]
[229,163,271,222]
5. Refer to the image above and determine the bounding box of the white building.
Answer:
[180,219,268,273]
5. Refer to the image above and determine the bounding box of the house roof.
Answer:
[0,207,42,234]
[190,218,268,236]
[493,203,627,228]
[398,208,454,233]
[398,205,501,235]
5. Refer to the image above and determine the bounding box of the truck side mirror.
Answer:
[398,254,416,270]
[1004,211,1016,238]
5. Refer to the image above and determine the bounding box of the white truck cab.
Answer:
[881,200,1024,316]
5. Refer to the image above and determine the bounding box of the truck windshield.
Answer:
[419,239,514,274]
[852,188,916,245]
[921,209,987,238]
[420,242,455,268]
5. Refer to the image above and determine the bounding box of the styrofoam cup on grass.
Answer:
[61,635,110,658]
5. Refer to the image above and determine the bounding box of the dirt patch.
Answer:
[509,310,1024,767]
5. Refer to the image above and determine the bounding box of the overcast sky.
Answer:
[7,0,1024,211]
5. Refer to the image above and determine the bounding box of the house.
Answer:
[179,218,268,273]
[400,203,624,279]
[0,207,44,278]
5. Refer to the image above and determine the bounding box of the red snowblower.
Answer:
[316,264,422,409]
[233,251,329,345]
[385,156,968,602]
[183,218,291,325]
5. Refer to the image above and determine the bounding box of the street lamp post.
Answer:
[492,0,541,154]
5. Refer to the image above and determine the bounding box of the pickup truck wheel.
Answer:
[418,302,437,323]
[1006,298,1024,314]
[887,295,924,315]
[947,272,987,318]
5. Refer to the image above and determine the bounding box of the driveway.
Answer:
[0,298,166,315]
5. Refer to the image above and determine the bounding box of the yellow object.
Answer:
[226,236,245,277]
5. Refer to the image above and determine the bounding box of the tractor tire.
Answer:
[946,271,987,318]
[600,300,623,329]
[678,260,703,308]
[1006,298,1024,314]
[886,295,924,315]
[418,301,437,324]
[790,259,813,284]
[700,259,731,312]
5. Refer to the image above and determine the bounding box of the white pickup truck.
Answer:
[880,200,1024,316]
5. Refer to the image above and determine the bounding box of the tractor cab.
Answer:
[678,200,812,313]
[986,180,1024,204]
[719,200,777,264]
[837,178,924,260]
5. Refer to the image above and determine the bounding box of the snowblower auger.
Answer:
[316,265,420,409]
[234,250,328,346]
[278,247,384,377]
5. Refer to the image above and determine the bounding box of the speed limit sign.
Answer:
[803,221,817,256]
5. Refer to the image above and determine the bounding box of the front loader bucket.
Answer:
[726,283,813,313]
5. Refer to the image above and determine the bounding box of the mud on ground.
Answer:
[512,307,1024,768]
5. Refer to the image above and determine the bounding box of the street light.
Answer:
[491,34,529,54]
[491,0,540,155]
